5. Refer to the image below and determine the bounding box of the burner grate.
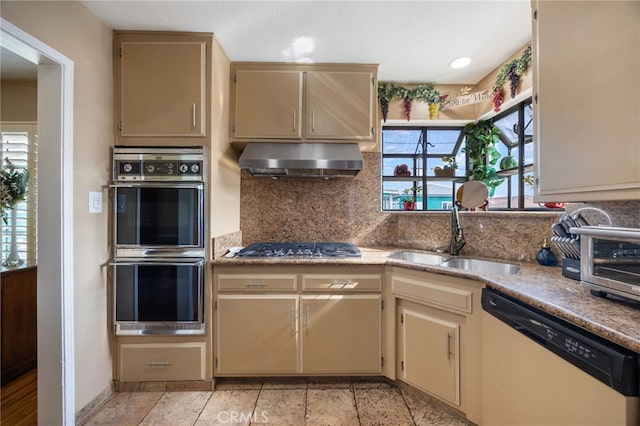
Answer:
[237,242,361,258]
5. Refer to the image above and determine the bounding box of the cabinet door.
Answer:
[533,0,640,201]
[301,295,381,374]
[216,295,298,374]
[306,71,375,140]
[233,70,303,139]
[399,307,460,405]
[118,40,206,137]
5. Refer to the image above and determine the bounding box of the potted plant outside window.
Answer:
[434,156,457,177]
[463,120,504,197]
[401,185,422,210]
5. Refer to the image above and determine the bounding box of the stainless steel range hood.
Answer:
[238,142,363,178]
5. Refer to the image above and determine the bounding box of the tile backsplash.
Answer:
[240,151,638,262]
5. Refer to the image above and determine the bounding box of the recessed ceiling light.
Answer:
[450,57,471,69]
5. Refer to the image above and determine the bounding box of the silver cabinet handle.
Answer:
[304,306,310,334]
[290,306,295,335]
[192,103,197,128]
[311,110,315,131]
[244,282,268,288]
[292,110,296,132]
[145,360,171,366]
[446,333,452,360]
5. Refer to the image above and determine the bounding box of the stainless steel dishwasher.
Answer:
[482,287,639,426]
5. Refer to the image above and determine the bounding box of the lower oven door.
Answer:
[113,258,205,335]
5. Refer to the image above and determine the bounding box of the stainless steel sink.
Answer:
[386,251,449,265]
[439,258,520,275]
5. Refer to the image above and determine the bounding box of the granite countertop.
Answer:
[213,246,640,353]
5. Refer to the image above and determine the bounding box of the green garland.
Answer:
[377,82,441,122]
[492,45,532,93]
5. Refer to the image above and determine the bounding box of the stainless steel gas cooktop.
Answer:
[237,242,361,258]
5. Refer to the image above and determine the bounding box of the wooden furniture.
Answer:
[1,266,37,385]
[532,0,640,202]
[114,31,211,145]
[230,63,378,143]
[390,267,482,425]
[214,265,383,376]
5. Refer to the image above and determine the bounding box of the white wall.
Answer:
[0,0,114,415]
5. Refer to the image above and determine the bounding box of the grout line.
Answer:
[192,390,214,425]
[399,388,419,426]
[248,382,263,426]
[351,381,362,426]
[137,390,166,426]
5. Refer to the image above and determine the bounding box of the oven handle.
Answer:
[109,259,205,267]
[109,183,204,189]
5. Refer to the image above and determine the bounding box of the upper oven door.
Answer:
[114,182,204,255]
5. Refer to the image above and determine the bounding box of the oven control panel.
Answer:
[112,147,205,182]
[114,160,203,181]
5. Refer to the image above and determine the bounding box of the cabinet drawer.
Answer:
[217,274,297,292]
[119,342,205,382]
[392,275,472,314]
[302,274,382,292]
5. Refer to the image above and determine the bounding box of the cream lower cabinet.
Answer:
[301,295,381,374]
[118,342,206,382]
[214,266,383,376]
[216,295,298,374]
[398,305,459,405]
[391,267,482,425]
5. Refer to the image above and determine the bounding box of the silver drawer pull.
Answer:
[145,360,171,366]
[330,280,357,287]
[244,282,268,287]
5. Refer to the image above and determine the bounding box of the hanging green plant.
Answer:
[463,120,504,197]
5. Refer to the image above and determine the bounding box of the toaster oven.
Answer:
[573,226,640,302]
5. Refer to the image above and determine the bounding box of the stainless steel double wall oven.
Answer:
[111,146,206,335]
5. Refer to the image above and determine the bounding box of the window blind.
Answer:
[1,123,38,264]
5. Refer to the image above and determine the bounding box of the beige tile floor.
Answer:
[82,377,470,425]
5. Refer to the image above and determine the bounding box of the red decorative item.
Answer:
[492,89,505,112]
[394,164,411,176]
[543,202,566,209]
[403,201,416,210]
[403,97,413,121]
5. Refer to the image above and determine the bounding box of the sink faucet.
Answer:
[449,205,466,255]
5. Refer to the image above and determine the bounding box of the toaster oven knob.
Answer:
[123,163,133,173]
[190,164,200,173]
[179,164,189,173]
[145,164,155,173]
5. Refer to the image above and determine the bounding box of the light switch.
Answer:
[89,191,102,214]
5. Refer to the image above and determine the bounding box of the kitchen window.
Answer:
[382,98,538,211]
[1,124,38,263]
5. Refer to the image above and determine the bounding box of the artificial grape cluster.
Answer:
[492,89,504,112]
[380,98,390,122]
[508,65,520,98]
[403,97,413,121]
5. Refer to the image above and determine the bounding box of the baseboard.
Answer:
[114,379,215,392]
[75,382,113,426]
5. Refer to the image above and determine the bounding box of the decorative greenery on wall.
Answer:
[491,45,532,112]
[377,82,446,122]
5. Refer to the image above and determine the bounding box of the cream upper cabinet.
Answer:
[306,71,375,140]
[230,64,377,143]
[115,32,208,140]
[532,0,640,202]
[233,70,303,139]
[301,295,382,374]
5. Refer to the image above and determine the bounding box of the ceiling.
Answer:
[82,0,532,85]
